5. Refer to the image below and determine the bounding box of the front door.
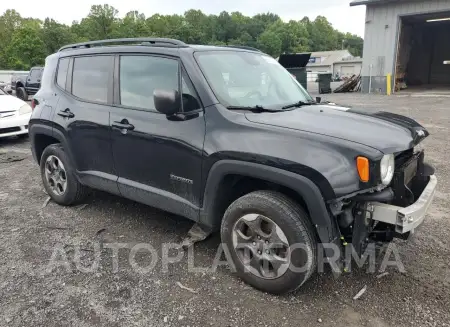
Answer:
[110,54,205,220]
[53,55,119,194]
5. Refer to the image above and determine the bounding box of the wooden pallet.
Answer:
[334,75,361,93]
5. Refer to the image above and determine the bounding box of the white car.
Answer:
[0,87,32,138]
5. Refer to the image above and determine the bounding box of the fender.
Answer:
[200,160,340,244]
[29,123,54,162]
[29,123,74,164]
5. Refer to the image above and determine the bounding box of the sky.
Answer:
[3,0,367,37]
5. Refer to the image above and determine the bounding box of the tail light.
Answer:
[31,99,37,110]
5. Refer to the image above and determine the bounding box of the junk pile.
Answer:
[334,74,361,93]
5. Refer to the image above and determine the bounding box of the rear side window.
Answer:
[119,55,179,111]
[72,56,112,103]
[56,58,70,89]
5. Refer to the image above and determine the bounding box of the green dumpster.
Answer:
[318,73,332,94]
[278,53,311,90]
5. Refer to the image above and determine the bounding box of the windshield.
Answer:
[195,51,312,108]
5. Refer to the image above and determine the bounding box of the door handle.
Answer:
[112,119,135,132]
[57,108,75,118]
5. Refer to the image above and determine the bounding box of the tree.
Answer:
[0,9,23,68]
[81,4,119,39]
[0,7,363,69]
[266,19,310,54]
[308,16,338,52]
[342,32,364,57]
[257,30,282,57]
[116,11,148,38]
[5,22,47,69]
[41,18,78,53]
[215,11,237,44]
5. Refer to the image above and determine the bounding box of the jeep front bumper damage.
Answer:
[370,175,437,234]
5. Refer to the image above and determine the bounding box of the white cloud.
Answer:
[3,0,366,36]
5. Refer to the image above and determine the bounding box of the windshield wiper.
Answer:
[226,105,283,113]
[281,100,316,110]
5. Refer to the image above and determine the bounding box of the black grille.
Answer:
[395,148,414,169]
[391,151,423,206]
[0,127,21,134]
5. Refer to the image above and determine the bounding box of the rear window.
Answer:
[30,69,42,80]
[72,56,112,103]
[56,58,70,89]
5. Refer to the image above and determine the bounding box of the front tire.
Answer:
[16,87,28,101]
[221,190,317,294]
[40,144,87,205]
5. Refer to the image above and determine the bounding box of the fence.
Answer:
[0,70,29,84]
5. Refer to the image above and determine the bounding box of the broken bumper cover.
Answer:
[370,175,437,234]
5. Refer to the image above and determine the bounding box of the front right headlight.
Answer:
[380,154,395,185]
[19,103,32,115]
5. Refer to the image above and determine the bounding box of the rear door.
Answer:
[27,68,43,94]
[110,54,205,220]
[53,54,119,195]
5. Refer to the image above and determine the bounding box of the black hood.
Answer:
[245,104,429,153]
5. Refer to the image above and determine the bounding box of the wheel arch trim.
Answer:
[200,160,339,244]
[29,123,71,163]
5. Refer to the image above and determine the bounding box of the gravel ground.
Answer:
[1,93,449,327]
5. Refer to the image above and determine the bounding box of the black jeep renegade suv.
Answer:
[29,38,437,294]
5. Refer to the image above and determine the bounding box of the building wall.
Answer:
[0,70,29,84]
[361,0,450,93]
[306,65,332,73]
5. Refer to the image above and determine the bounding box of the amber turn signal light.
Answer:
[356,157,370,182]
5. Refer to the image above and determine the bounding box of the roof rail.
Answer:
[225,45,262,52]
[58,38,187,52]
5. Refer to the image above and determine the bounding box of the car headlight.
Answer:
[380,154,395,185]
[19,103,32,115]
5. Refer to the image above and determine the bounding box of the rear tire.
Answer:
[220,190,317,294]
[16,87,28,101]
[40,144,87,206]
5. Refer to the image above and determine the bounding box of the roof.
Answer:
[300,50,353,67]
[350,0,410,6]
[188,45,262,52]
[58,38,263,53]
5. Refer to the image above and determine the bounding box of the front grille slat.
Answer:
[0,127,21,134]
[0,110,16,119]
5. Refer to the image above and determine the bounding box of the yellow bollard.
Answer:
[386,73,392,95]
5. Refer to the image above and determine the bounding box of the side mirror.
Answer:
[316,96,322,103]
[153,89,180,116]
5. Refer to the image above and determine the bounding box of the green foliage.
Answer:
[5,22,47,70]
[0,6,364,69]
[257,30,282,57]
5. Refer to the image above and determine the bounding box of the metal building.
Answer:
[351,0,450,94]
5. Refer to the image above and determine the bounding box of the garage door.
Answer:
[398,12,450,87]
[341,66,355,77]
